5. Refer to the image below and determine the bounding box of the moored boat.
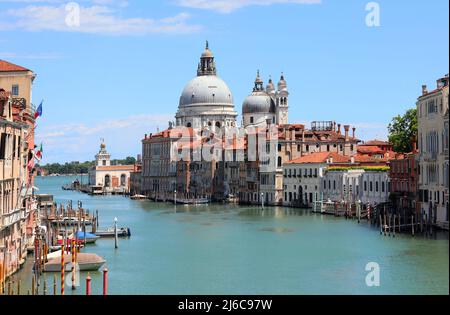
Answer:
[95,227,131,238]
[43,253,106,272]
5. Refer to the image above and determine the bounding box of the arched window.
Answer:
[186,122,192,128]
[277,156,282,167]
[120,174,126,186]
[105,175,111,188]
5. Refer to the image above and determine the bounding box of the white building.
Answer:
[282,152,350,207]
[417,74,449,227]
[89,142,135,194]
[322,168,390,206]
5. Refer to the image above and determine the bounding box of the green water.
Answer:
[12,176,449,295]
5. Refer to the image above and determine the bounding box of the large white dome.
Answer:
[179,75,234,107]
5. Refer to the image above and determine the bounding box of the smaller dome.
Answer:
[242,92,276,114]
[278,73,287,89]
[266,77,275,93]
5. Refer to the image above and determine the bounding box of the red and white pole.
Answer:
[86,274,91,296]
[102,268,108,295]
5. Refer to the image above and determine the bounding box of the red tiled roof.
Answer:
[286,152,350,164]
[357,145,384,154]
[0,60,30,72]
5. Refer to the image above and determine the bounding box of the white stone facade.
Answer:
[417,75,449,226]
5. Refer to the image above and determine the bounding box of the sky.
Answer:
[0,0,448,163]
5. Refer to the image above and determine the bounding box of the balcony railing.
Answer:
[0,208,23,229]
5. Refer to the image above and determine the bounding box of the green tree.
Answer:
[388,108,418,153]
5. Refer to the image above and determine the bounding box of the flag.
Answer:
[35,143,43,160]
[34,101,43,119]
[27,155,35,171]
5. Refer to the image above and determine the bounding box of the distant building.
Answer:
[417,74,449,228]
[130,162,142,196]
[88,142,134,194]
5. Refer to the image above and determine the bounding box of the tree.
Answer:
[388,108,418,153]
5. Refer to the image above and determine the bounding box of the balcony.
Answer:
[0,208,24,230]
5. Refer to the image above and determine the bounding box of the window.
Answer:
[370,182,373,192]
[277,156,282,167]
[376,182,379,192]
[382,182,385,192]
[250,117,254,124]
[12,85,19,96]
[364,181,367,191]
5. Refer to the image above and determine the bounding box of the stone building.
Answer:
[0,88,35,281]
[88,142,134,194]
[322,167,390,206]
[417,74,449,228]
[283,152,350,207]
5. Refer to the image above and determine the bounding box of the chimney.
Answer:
[422,85,428,95]
[351,156,355,164]
[333,121,336,132]
[145,133,147,139]
[412,135,418,153]
[352,127,356,139]
[337,124,341,135]
[344,125,350,141]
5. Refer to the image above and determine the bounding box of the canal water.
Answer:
[13,176,449,295]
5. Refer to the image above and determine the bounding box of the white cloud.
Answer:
[0,3,201,35]
[36,113,173,163]
[176,0,322,13]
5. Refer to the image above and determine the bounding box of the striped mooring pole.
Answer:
[61,244,65,295]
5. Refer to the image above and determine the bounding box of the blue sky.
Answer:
[0,0,448,163]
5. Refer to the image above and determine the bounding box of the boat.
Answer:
[130,194,147,200]
[75,231,100,244]
[175,198,209,205]
[95,227,131,238]
[51,217,93,226]
[43,253,106,272]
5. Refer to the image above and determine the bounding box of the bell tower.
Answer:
[95,139,111,167]
[276,73,289,125]
[197,40,217,76]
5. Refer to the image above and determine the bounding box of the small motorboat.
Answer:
[130,194,147,200]
[95,227,131,238]
[75,231,100,244]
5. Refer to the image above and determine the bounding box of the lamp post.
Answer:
[261,192,264,209]
[174,190,177,205]
[114,217,118,249]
